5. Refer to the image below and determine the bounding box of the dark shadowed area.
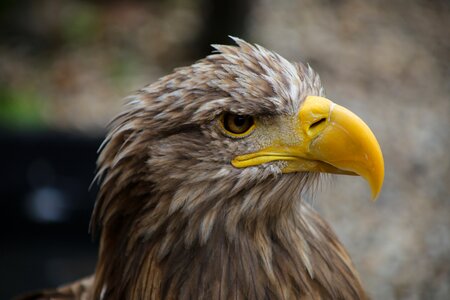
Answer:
[0,0,448,299]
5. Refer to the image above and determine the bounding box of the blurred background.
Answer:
[0,0,449,299]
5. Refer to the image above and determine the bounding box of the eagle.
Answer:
[19,38,384,300]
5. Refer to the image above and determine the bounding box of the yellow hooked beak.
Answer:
[232,96,384,200]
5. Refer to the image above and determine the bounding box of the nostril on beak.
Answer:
[307,117,327,136]
[310,118,326,129]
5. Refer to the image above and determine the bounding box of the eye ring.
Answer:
[220,113,256,138]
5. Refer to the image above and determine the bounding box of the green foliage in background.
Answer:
[0,86,46,129]
[61,3,99,46]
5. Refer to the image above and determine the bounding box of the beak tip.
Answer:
[371,190,380,201]
[369,172,384,201]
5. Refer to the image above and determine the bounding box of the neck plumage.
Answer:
[91,175,368,300]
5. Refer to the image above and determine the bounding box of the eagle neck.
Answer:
[93,185,367,300]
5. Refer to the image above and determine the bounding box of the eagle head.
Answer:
[92,37,384,299]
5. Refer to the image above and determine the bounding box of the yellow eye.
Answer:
[221,113,255,137]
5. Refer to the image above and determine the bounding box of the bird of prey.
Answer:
[19,37,384,300]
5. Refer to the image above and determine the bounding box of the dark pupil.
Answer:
[234,116,247,127]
